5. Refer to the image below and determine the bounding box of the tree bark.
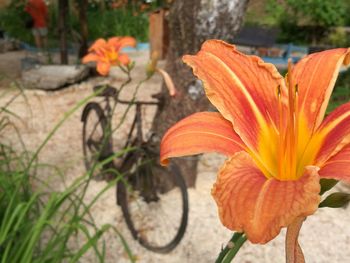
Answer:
[151,0,249,187]
[58,0,69,64]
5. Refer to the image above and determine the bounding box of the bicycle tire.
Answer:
[117,155,188,253]
[81,102,113,179]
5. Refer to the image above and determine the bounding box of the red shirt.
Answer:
[25,0,48,28]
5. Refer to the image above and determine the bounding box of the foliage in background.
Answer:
[265,0,346,44]
[327,70,350,113]
[245,0,350,45]
[87,9,148,42]
[244,0,278,26]
[87,0,170,11]
[0,85,133,262]
[246,0,347,27]
[325,28,350,47]
[266,0,346,27]
[0,2,149,46]
[0,6,33,44]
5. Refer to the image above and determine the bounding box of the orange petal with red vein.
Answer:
[96,62,110,76]
[319,143,350,184]
[291,48,350,133]
[212,152,320,244]
[89,38,107,52]
[183,40,286,152]
[315,101,350,166]
[160,112,245,166]
[82,53,100,64]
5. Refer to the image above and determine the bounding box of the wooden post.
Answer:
[149,9,169,59]
[78,0,89,58]
[58,0,69,64]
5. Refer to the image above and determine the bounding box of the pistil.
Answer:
[277,61,299,181]
[277,85,284,179]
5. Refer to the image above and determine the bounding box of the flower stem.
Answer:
[215,232,247,263]
[286,217,305,263]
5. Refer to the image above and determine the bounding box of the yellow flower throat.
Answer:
[277,62,299,180]
[256,62,318,181]
[104,48,119,64]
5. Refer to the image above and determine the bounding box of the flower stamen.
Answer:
[277,84,284,179]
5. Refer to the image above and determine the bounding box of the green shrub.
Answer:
[326,27,350,47]
[327,70,350,113]
[245,0,350,45]
[0,4,149,46]
[87,9,149,42]
[0,8,33,44]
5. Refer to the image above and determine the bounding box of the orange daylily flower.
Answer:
[160,40,350,244]
[82,36,136,75]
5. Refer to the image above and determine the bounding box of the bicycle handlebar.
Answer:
[94,67,178,107]
[115,97,160,106]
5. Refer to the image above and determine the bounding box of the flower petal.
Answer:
[292,48,350,133]
[108,36,136,50]
[315,101,350,166]
[88,38,107,52]
[96,62,110,76]
[107,37,121,46]
[212,152,320,244]
[82,53,100,64]
[160,112,245,165]
[319,143,350,184]
[117,53,130,65]
[183,40,286,153]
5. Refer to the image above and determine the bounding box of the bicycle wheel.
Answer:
[117,154,188,253]
[81,102,113,179]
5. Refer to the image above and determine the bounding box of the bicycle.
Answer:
[81,84,189,253]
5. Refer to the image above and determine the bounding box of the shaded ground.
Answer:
[0,49,350,262]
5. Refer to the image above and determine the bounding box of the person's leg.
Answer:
[32,28,43,49]
[39,28,48,50]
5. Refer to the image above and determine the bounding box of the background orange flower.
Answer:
[82,36,136,75]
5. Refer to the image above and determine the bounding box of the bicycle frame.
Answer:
[94,85,161,166]
[82,84,189,253]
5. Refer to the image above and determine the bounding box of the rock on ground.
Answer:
[21,64,89,90]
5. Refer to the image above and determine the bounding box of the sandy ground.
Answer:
[1,49,350,263]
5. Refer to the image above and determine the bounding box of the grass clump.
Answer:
[0,86,133,262]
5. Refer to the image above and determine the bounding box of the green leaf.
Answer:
[319,192,350,208]
[319,178,338,195]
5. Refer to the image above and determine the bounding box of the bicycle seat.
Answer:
[93,85,118,97]
[151,92,164,100]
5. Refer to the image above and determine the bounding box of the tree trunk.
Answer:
[78,0,89,58]
[151,0,249,187]
[99,0,106,11]
[58,0,69,64]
